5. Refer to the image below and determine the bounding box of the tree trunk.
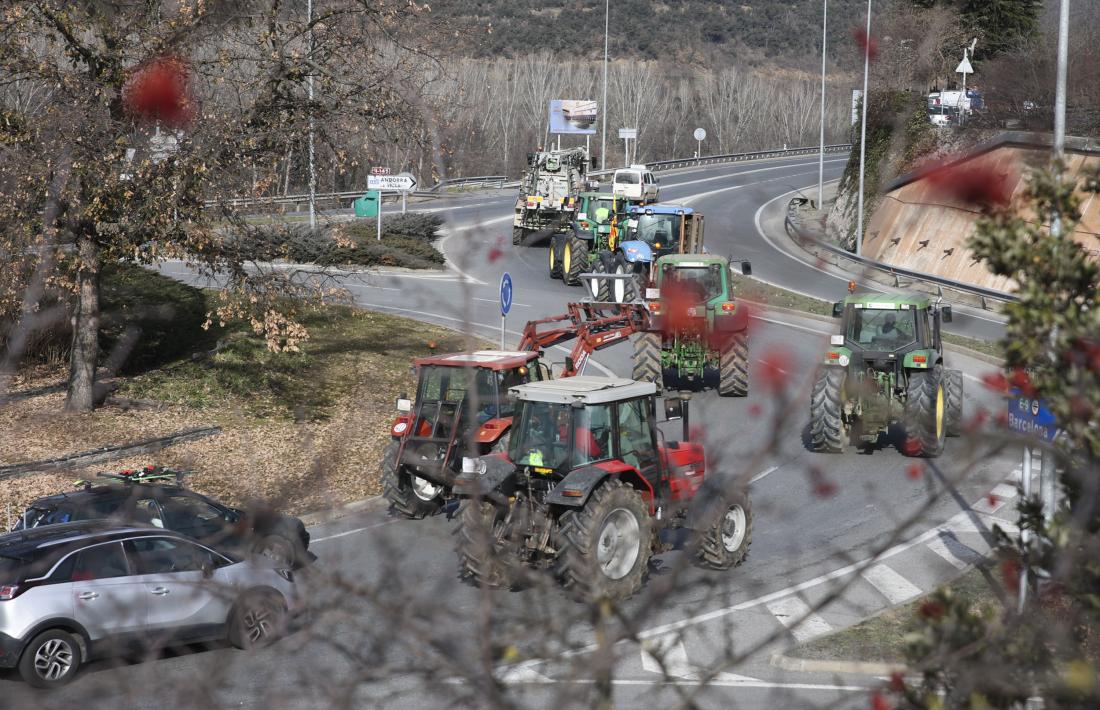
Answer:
[66,234,100,412]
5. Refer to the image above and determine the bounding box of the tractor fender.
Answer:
[474,417,512,445]
[714,306,749,332]
[452,453,515,505]
[619,240,653,264]
[546,462,655,510]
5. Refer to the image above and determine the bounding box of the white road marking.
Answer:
[751,314,830,336]
[311,520,396,543]
[498,661,553,684]
[473,297,530,307]
[750,465,779,483]
[680,167,823,207]
[488,675,866,691]
[926,536,985,570]
[764,596,833,643]
[640,635,696,679]
[662,157,847,191]
[861,564,923,605]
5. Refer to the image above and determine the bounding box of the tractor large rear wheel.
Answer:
[631,332,663,392]
[810,368,849,452]
[548,235,564,279]
[717,333,749,397]
[904,367,946,457]
[589,252,612,301]
[512,226,525,246]
[945,368,963,437]
[456,500,515,589]
[557,479,652,602]
[695,489,754,570]
[611,255,633,303]
[564,236,588,286]
[381,441,444,519]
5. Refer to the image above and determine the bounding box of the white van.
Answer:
[612,165,659,202]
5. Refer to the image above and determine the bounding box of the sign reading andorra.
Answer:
[548,99,598,134]
[366,174,416,191]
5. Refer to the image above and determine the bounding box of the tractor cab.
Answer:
[620,204,704,265]
[825,294,953,376]
[572,192,634,246]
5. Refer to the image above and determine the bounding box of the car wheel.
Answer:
[256,535,296,568]
[229,592,287,650]
[19,629,82,689]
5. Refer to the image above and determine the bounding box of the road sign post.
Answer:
[693,127,705,159]
[499,273,513,349]
[367,173,418,242]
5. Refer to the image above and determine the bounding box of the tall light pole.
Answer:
[307,0,317,230]
[1053,0,1070,166]
[817,0,828,208]
[600,0,609,171]
[855,0,872,257]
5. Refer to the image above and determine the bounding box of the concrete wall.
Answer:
[862,136,1100,294]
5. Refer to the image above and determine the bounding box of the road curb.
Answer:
[769,652,906,677]
[300,494,386,528]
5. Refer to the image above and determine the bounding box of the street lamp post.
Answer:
[817,0,828,209]
[307,0,316,230]
[601,0,609,172]
[855,0,872,257]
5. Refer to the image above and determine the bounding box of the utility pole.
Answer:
[817,0,828,208]
[855,0,872,257]
[307,0,316,230]
[601,0,609,172]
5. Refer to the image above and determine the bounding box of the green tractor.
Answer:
[810,293,964,457]
[550,191,636,287]
[631,254,752,397]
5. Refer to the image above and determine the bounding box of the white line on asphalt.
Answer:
[640,635,697,679]
[663,158,848,191]
[764,597,834,643]
[861,564,923,605]
[473,297,530,307]
[498,661,554,684]
[679,167,823,207]
[750,465,780,483]
[926,536,985,570]
[750,314,830,336]
[485,675,867,691]
[311,520,396,543]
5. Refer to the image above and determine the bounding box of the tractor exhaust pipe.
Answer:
[681,392,691,441]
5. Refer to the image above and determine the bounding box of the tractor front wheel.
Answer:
[810,368,849,452]
[456,500,516,589]
[564,236,588,286]
[589,251,612,301]
[904,367,946,457]
[945,368,963,437]
[631,332,663,392]
[557,479,652,602]
[548,235,564,279]
[381,441,444,519]
[512,226,525,246]
[695,489,754,570]
[717,333,749,397]
[612,255,634,303]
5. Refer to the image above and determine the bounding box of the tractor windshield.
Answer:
[847,308,918,350]
[629,214,680,249]
[509,401,611,471]
[661,265,724,302]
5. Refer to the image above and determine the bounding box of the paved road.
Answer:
[1,156,1019,707]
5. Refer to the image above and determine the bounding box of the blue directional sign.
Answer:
[500,273,513,316]
[1006,393,1059,443]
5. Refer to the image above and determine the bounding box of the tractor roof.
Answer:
[510,375,655,404]
[578,192,616,200]
[656,253,728,267]
[415,350,539,370]
[844,293,932,309]
[628,204,694,216]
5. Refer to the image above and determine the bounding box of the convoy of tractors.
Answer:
[383,144,964,602]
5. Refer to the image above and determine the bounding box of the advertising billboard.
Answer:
[549,99,598,135]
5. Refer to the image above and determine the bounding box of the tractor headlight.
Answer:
[838,355,850,367]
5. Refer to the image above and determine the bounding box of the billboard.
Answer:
[549,99,598,135]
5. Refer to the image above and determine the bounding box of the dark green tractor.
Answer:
[810,294,964,457]
[552,191,636,289]
[631,254,751,397]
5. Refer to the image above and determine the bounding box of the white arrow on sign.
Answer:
[367,174,417,191]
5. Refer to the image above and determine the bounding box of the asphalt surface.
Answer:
[1,156,1021,707]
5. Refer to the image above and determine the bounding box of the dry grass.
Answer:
[0,305,479,521]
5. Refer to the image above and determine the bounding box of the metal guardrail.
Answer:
[211,145,852,210]
[783,197,1017,308]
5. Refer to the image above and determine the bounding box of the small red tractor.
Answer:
[453,375,753,601]
[383,303,650,518]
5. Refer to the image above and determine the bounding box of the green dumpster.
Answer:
[353,190,380,218]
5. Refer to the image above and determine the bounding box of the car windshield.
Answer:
[630,214,680,247]
[847,307,919,350]
[615,172,640,185]
[661,265,723,302]
[509,401,573,470]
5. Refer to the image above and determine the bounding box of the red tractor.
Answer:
[453,376,753,601]
[383,303,650,518]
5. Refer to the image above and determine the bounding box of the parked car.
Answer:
[611,165,659,202]
[11,468,314,568]
[0,522,299,688]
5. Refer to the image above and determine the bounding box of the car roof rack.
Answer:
[94,466,190,486]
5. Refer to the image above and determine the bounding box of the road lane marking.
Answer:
[750,465,779,483]
[473,297,530,307]
[750,314,830,336]
[861,564,923,605]
[498,661,553,684]
[311,520,397,543]
[764,597,833,642]
[926,536,985,570]
[662,157,847,191]
[640,635,696,679]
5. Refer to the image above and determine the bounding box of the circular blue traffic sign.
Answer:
[500,273,513,316]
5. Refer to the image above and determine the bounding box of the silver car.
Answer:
[0,522,299,688]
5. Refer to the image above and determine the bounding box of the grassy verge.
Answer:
[731,277,834,317]
[788,567,1003,664]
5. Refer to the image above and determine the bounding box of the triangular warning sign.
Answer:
[956,56,974,74]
